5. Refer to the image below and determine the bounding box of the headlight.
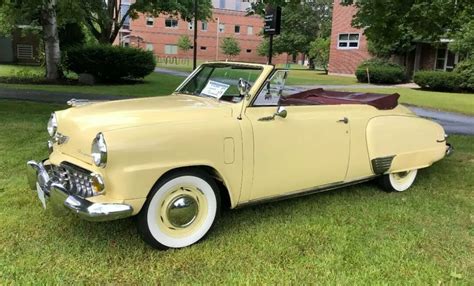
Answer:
[47,113,57,136]
[91,133,107,168]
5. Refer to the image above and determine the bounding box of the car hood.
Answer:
[55,94,234,164]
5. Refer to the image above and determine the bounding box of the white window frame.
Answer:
[146,16,154,27]
[247,26,253,35]
[164,44,178,55]
[188,21,194,30]
[16,44,33,59]
[219,23,225,33]
[165,18,178,29]
[434,48,459,71]
[337,33,360,50]
[201,21,208,31]
[146,43,154,51]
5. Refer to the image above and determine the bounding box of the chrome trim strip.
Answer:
[371,155,395,174]
[235,176,377,208]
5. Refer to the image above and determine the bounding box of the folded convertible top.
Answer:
[280,88,400,110]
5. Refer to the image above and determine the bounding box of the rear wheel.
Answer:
[379,169,418,192]
[137,170,220,250]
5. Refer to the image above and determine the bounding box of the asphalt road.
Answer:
[0,86,472,135]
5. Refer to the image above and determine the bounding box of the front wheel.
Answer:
[379,169,418,192]
[137,170,220,250]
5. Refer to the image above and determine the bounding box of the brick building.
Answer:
[0,27,41,65]
[119,0,287,64]
[328,0,462,76]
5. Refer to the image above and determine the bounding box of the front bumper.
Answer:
[26,160,133,221]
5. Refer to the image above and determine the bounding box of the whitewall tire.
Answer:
[137,170,220,250]
[379,169,418,192]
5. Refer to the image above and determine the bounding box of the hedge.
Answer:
[454,58,474,91]
[66,45,156,82]
[413,71,464,92]
[355,59,407,84]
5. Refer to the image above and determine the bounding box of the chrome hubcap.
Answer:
[166,195,199,228]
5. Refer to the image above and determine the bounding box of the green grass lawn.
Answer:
[0,73,183,97]
[339,87,474,115]
[0,100,472,284]
[0,64,44,77]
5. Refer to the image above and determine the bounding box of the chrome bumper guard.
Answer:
[26,160,133,222]
[446,143,454,157]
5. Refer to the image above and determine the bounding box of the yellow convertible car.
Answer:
[27,62,452,249]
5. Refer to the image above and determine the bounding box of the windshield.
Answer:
[177,64,263,103]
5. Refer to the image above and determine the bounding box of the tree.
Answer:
[81,0,213,44]
[0,0,67,80]
[221,37,241,59]
[177,35,192,55]
[344,0,474,57]
[449,19,474,58]
[251,0,332,62]
[308,38,330,73]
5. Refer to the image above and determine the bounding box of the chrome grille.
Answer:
[50,163,96,198]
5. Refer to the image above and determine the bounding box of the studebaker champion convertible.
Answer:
[27,62,452,249]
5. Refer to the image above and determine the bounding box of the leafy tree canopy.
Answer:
[344,0,474,57]
[308,37,330,73]
[81,0,213,44]
[221,37,241,58]
[177,35,192,52]
[251,0,332,57]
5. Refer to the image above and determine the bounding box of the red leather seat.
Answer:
[280,88,400,110]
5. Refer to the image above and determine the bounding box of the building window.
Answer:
[188,21,193,30]
[121,4,131,29]
[146,17,154,26]
[201,21,208,31]
[16,44,33,59]
[219,23,225,33]
[247,26,253,35]
[165,44,178,54]
[246,49,252,53]
[165,18,178,28]
[200,46,207,50]
[219,0,225,9]
[337,33,360,49]
[146,43,153,51]
[435,47,459,71]
[234,25,240,34]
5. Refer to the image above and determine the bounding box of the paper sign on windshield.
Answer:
[200,81,230,99]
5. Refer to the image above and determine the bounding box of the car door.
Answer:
[244,71,351,201]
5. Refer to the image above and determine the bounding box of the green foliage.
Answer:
[308,38,330,73]
[454,58,474,91]
[413,71,463,92]
[177,35,192,53]
[66,45,156,81]
[346,0,474,56]
[220,37,241,58]
[251,0,332,57]
[355,59,407,84]
[59,22,86,51]
[449,19,474,57]
[82,0,213,44]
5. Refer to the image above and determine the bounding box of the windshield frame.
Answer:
[174,62,270,103]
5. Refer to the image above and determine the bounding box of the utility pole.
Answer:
[193,0,198,70]
[215,17,220,60]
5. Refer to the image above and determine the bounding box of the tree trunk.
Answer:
[41,0,61,80]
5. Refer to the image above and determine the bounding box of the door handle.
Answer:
[337,117,349,124]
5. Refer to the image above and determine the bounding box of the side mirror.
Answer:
[238,78,251,96]
[275,106,287,118]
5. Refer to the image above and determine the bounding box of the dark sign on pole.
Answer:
[264,6,281,36]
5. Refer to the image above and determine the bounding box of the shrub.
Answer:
[454,58,474,91]
[413,71,463,92]
[66,45,156,82]
[355,59,407,84]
